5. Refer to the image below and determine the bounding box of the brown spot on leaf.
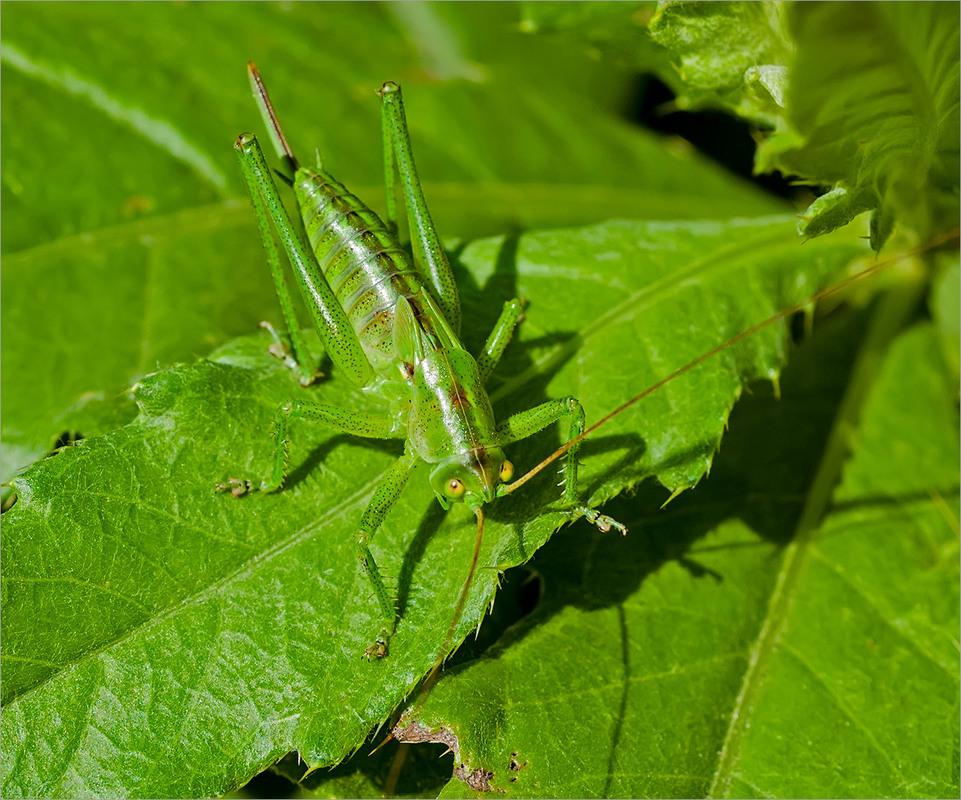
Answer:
[391,719,458,752]
[454,765,495,793]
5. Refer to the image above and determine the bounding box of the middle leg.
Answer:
[495,397,627,534]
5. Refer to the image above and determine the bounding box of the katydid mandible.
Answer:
[219,63,625,658]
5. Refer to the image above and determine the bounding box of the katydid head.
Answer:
[430,447,514,509]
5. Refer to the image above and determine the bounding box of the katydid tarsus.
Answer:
[218,63,627,659]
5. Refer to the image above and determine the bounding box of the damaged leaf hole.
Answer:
[51,429,84,452]
[2,430,86,513]
[392,719,497,793]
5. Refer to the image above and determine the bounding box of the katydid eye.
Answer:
[446,478,465,497]
[499,460,514,482]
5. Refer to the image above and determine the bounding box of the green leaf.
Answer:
[0,202,270,498]
[713,327,959,799]
[648,1,793,126]
[931,251,960,381]
[1,216,863,799]
[401,307,959,798]
[759,2,961,246]
[646,2,960,247]
[1,1,782,496]
[518,2,677,85]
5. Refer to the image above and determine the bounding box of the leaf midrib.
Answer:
[0,41,230,194]
[706,275,926,797]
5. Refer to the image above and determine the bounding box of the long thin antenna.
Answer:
[501,228,960,497]
[380,506,486,796]
[247,61,299,172]
[427,506,485,694]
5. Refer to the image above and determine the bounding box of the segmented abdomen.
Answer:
[294,167,427,374]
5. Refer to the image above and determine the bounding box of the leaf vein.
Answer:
[0,42,229,194]
[779,641,901,780]
[808,543,956,678]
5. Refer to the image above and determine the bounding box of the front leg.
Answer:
[494,397,627,535]
[217,399,411,656]
[356,448,419,658]
[217,400,398,495]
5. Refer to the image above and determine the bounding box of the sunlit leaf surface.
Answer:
[1,217,863,799]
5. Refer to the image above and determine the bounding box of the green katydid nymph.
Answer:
[218,63,625,659]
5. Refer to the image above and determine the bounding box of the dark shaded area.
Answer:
[261,742,454,799]
[628,74,800,203]
[443,566,542,668]
[441,300,877,670]
[51,429,84,450]
[241,766,297,799]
